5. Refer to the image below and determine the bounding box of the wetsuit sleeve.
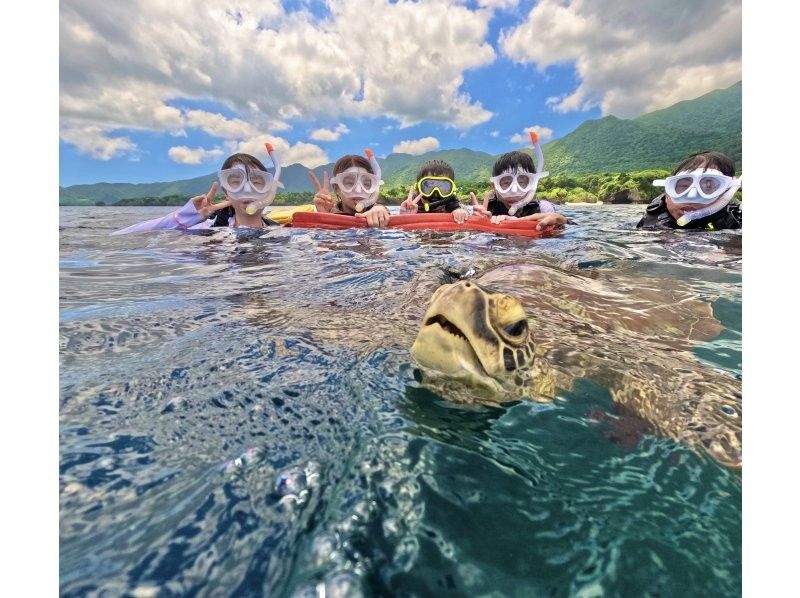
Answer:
[443,196,463,212]
[110,199,212,235]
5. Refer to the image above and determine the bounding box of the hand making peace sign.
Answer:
[309,170,334,212]
[400,186,424,213]
[470,190,492,219]
[191,182,230,220]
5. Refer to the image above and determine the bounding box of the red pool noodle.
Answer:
[289,212,546,238]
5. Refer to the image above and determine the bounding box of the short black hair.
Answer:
[416,160,454,181]
[492,151,537,176]
[671,151,736,177]
[221,153,268,172]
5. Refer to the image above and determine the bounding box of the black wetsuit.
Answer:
[486,195,549,217]
[418,193,461,213]
[636,194,742,230]
[212,206,279,227]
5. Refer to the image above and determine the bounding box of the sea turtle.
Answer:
[410,263,741,468]
[220,240,740,468]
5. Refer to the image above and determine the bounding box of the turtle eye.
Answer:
[504,320,527,337]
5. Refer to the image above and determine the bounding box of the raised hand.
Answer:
[191,182,230,220]
[400,187,423,213]
[309,170,333,212]
[470,191,492,218]
[356,204,390,227]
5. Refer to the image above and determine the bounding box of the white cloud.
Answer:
[310,123,350,142]
[392,137,440,155]
[509,125,553,144]
[60,0,497,160]
[59,126,137,160]
[500,0,742,118]
[184,110,261,139]
[231,137,329,169]
[168,145,225,165]
[490,130,500,138]
[477,0,519,9]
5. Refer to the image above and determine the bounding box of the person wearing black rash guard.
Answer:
[471,132,568,231]
[399,160,469,224]
[637,151,742,231]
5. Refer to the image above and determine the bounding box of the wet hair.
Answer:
[671,151,735,177]
[492,151,537,176]
[332,154,373,177]
[220,153,268,172]
[416,160,454,181]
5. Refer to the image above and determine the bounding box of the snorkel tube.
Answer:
[675,175,742,227]
[508,131,549,216]
[355,148,383,213]
[245,143,283,215]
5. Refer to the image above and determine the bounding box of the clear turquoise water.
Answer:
[60,206,741,597]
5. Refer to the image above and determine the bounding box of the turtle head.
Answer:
[411,281,537,396]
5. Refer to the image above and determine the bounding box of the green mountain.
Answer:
[542,81,741,173]
[60,82,741,204]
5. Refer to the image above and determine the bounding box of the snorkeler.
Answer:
[636,151,742,230]
[471,131,567,230]
[310,150,391,228]
[399,160,469,224]
[111,144,283,235]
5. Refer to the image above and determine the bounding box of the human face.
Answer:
[663,168,734,220]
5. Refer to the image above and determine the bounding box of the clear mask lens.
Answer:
[219,167,274,195]
[665,172,733,204]
[493,171,537,194]
[333,169,379,195]
[419,178,454,197]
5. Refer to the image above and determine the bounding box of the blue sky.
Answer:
[59,0,741,186]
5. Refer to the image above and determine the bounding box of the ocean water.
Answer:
[60,206,741,597]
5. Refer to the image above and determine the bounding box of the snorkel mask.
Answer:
[330,149,384,213]
[217,143,283,216]
[653,168,742,226]
[416,176,457,211]
[491,131,549,216]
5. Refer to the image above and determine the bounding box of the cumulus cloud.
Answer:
[392,137,440,155]
[168,145,225,165]
[60,126,137,160]
[509,125,553,144]
[231,136,329,168]
[490,130,500,138]
[477,0,519,9]
[60,0,497,160]
[500,0,741,118]
[310,123,350,142]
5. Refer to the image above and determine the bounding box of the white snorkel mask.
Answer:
[217,143,283,216]
[653,168,742,226]
[491,130,549,216]
[330,149,383,213]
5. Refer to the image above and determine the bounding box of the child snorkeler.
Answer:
[636,151,742,230]
[471,132,567,230]
[399,160,469,224]
[310,150,391,227]
[112,144,283,235]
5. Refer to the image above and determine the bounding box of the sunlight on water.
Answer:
[60,206,741,596]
